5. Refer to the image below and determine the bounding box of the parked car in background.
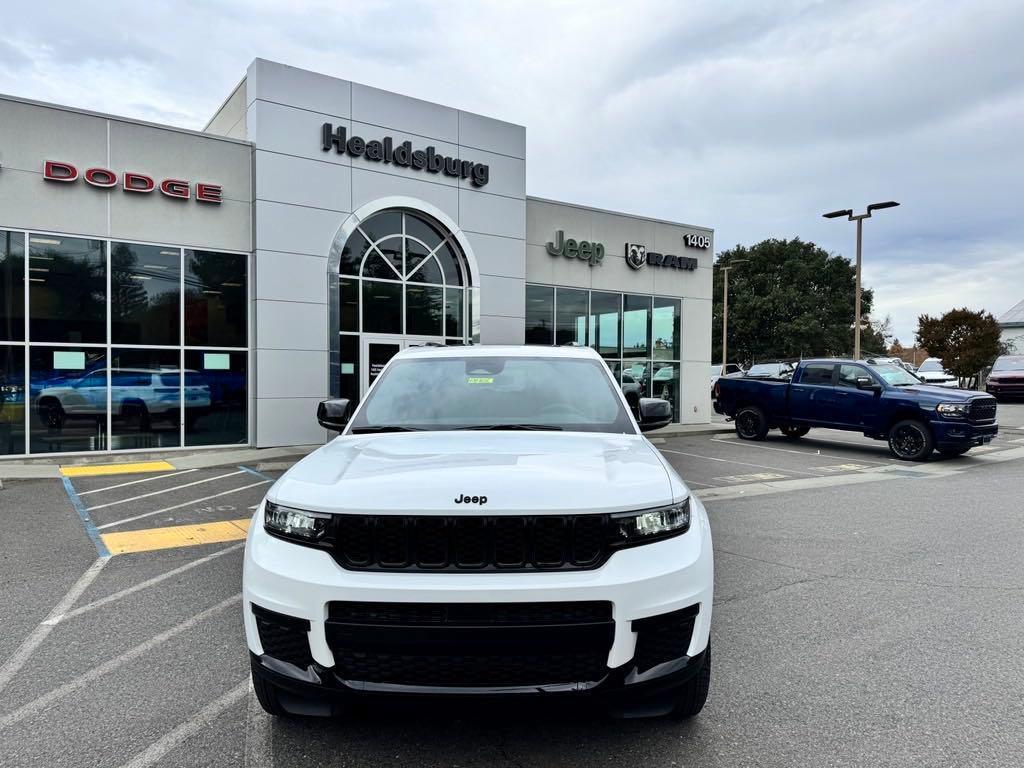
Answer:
[986,355,1024,401]
[35,368,211,431]
[620,371,643,414]
[710,364,745,398]
[744,361,795,380]
[713,358,997,460]
[914,358,959,388]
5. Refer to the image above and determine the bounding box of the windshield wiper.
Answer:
[349,425,425,434]
[455,423,563,431]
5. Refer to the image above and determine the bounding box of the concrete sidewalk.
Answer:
[0,445,321,480]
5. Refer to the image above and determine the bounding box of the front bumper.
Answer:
[242,497,714,711]
[931,420,998,449]
[986,382,1024,397]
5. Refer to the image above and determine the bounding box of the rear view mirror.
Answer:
[637,398,672,432]
[317,398,352,431]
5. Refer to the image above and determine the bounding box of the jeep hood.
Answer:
[267,431,676,515]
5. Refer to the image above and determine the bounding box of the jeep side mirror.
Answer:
[856,377,881,393]
[637,397,672,432]
[317,398,352,431]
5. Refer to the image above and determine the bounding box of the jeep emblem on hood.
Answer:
[455,494,487,505]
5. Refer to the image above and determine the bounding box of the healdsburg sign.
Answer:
[321,123,490,187]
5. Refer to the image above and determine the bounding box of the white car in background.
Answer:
[36,368,211,430]
[915,358,960,388]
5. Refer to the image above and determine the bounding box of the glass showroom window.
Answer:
[331,209,470,401]
[525,284,683,423]
[525,285,554,345]
[184,249,248,446]
[336,209,468,342]
[0,345,25,456]
[0,231,251,456]
[1,230,25,342]
[112,242,181,345]
[29,235,106,344]
[29,346,108,454]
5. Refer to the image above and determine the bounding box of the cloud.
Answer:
[0,0,1021,343]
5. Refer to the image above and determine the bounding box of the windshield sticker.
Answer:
[466,376,494,385]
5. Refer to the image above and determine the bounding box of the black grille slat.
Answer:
[968,398,997,424]
[632,605,699,673]
[330,650,608,687]
[253,605,313,669]
[325,600,614,687]
[328,601,613,626]
[333,514,613,572]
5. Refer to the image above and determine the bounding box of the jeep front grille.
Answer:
[330,513,612,572]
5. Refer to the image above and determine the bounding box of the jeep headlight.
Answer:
[936,403,969,418]
[610,499,690,547]
[264,500,331,541]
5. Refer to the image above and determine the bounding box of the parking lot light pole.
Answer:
[718,259,748,374]
[823,201,900,360]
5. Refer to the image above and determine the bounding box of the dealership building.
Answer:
[0,59,712,458]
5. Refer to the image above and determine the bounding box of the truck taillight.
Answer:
[713,381,721,398]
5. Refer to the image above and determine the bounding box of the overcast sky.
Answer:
[2,0,1021,344]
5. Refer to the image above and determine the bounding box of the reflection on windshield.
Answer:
[871,364,921,386]
[349,356,636,434]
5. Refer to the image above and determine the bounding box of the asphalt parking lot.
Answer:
[2,406,1023,767]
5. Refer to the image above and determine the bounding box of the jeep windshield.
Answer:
[348,355,636,434]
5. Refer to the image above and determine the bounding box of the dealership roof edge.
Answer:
[0,92,253,148]
[240,57,528,133]
[527,195,714,236]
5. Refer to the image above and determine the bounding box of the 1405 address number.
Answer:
[684,233,711,249]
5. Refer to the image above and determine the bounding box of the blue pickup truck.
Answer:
[713,358,998,460]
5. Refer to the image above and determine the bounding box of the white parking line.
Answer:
[0,594,240,731]
[118,680,249,768]
[46,543,246,626]
[659,448,824,476]
[77,469,199,497]
[0,557,109,696]
[245,679,275,768]
[86,471,246,512]
[709,438,891,465]
[96,481,271,530]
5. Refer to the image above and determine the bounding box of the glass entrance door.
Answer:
[360,336,444,396]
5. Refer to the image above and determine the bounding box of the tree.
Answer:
[713,238,875,364]
[861,314,894,357]
[915,308,1003,386]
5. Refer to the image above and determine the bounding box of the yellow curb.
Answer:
[60,461,176,478]
[101,518,252,555]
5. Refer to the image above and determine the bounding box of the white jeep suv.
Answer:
[243,346,713,719]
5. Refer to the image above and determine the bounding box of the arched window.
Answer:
[336,209,467,339]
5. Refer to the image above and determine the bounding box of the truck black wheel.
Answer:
[938,446,971,457]
[780,425,809,439]
[251,669,290,717]
[668,644,711,720]
[887,419,934,461]
[735,406,768,440]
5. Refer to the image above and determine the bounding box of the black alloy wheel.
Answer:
[887,419,934,461]
[735,406,768,440]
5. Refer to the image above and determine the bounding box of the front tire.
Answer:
[669,644,711,720]
[251,669,290,717]
[887,419,934,461]
[735,406,769,440]
[780,425,809,439]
